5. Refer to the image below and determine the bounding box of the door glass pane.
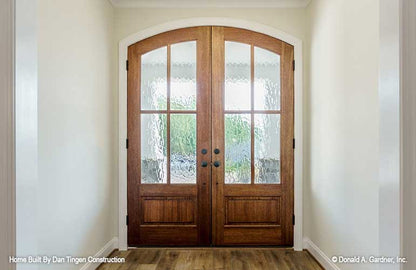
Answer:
[141,47,167,110]
[171,41,196,110]
[254,47,280,110]
[141,114,167,183]
[225,42,251,110]
[254,114,280,184]
[225,114,251,184]
[171,114,197,184]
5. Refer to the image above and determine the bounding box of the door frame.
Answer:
[118,17,304,251]
[0,1,16,269]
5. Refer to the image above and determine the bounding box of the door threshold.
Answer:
[127,245,294,250]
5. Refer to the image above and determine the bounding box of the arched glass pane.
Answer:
[141,47,167,110]
[225,41,251,110]
[171,41,197,110]
[254,47,280,110]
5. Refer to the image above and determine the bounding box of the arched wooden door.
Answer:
[127,27,212,246]
[127,26,294,246]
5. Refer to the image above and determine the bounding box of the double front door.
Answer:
[127,26,294,246]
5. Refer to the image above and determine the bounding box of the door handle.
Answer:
[214,148,220,154]
[213,161,221,167]
[201,161,208,167]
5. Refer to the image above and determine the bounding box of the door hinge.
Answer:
[293,214,295,225]
[126,60,129,71]
[126,138,129,149]
[126,215,129,226]
[293,60,295,71]
[293,138,295,149]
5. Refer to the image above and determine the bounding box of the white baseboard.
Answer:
[303,237,340,270]
[79,237,118,270]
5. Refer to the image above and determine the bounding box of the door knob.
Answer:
[214,148,220,154]
[201,161,208,167]
[201,149,208,155]
[213,161,221,167]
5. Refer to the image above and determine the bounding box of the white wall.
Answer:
[16,1,38,269]
[114,8,308,42]
[0,0,16,269]
[37,0,116,269]
[379,0,401,269]
[402,0,416,269]
[305,1,379,269]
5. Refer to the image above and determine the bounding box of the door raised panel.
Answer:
[225,196,281,224]
[142,197,196,224]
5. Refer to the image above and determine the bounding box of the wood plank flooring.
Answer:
[97,248,323,270]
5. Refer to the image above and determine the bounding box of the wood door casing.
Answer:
[211,27,294,246]
[127,27,212,246]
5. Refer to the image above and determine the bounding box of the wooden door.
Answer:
[128,26,294,246]
[211,27,294,246]
[127,27,212,246]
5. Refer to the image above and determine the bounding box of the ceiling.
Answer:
[109,0,311,8]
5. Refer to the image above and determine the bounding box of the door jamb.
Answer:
[118,18,304,251]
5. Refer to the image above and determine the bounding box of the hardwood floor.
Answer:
[97,248,323,270]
